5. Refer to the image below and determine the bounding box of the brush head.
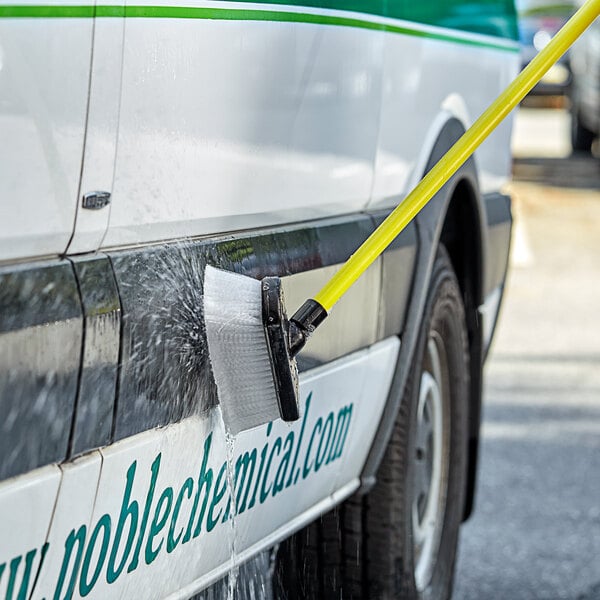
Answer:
[261,276,300,421]
[203,265,299,435]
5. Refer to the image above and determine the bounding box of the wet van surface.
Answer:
[0,1,517,598]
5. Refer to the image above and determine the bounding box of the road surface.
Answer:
[454,108,600,600]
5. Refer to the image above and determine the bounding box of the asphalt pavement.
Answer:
[454,107,600,599]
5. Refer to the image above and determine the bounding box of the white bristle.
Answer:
[203,265,280,435]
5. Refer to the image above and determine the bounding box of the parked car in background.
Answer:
[569,0,600,152]
[0,2,518,599]
[517,0,575,94]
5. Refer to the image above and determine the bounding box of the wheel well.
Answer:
[440,178,483,522]
[440,179,482,311]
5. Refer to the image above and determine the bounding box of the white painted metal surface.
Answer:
[67,13,125,254]
[371,33,519,208]
[33,454,103,597]
[0,465,61,599]
[103,4,518,248]
[0,2,518,259]
[0,10,93,261]
[104,8,384,247]
[0,338,399,599]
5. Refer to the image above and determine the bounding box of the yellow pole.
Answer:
[314,0,600,312]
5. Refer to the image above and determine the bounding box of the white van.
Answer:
[0,2,518,598]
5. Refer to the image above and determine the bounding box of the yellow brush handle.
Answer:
[314,0,600,312]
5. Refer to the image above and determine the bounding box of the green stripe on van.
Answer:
[0,5,95,17]
[233,0,519,40]
[0,3,519,49]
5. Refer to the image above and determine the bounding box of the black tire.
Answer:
[571,107,595,154]
[275,247,470,600]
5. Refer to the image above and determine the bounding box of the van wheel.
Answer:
[274,246,469,600]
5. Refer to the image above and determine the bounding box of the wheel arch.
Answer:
[439,177,485,521]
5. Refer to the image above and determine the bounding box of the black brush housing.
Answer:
[261,277,327,422]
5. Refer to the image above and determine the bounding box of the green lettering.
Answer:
[145,487,173,564]
[53,526,86,600]
[272,432,294,496]
[248,423,272,510]
[207,463,228,532]
[315,413,334,472]
[79,515,111,597]
[234,448,257,514]
[222,447,257,522]
[184,434,214,542]
[327,405,353,463]
[6,546,38,600]
[286,394,311,488]
[127,453,161,573]
[6,555,21,600]
[303,418,322,478]
[107,461,138,583]
[167,477,193,553]
[260,437,281,503]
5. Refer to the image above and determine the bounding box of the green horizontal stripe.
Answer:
[0,5,95,17]
[233,0,519,40]
[0,4,519,51]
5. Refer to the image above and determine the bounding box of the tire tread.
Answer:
[275,247,469,600]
